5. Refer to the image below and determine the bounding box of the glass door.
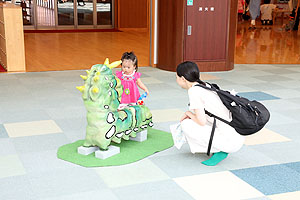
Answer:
[96,0,113,27]
[20,0,114,29]
[76,0,114,28]
[36,0,55,28]
[57,0,75,26]
[77,0,93,26]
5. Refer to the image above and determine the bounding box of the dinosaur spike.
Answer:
[92,87,99,94]
[96,71,100,76]
[80,75,88,80]
[86,70,90,75]
[104,58,110,66]
[76,86,85,92]
[108,60,122,69]
[116,77,121,85]
[93,76,99,82]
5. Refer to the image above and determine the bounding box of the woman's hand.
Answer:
[181,110,206,126]
[180,111,192,122]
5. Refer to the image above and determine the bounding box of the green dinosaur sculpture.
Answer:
[77,59,153,150]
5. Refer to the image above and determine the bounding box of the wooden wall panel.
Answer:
[118,0,148,29]
[225,0,238,71]
[114,0,118,28]
[157,0,185,71]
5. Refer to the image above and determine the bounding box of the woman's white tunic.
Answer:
[181,84,245,153]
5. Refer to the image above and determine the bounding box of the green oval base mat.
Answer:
[57,128,174,167]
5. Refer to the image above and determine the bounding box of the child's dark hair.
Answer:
[264,0,270,4]
[121,51,138,70]
[176,61,205,85]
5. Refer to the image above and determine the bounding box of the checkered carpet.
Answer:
[1,64,300,199]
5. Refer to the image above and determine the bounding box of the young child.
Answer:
[238,0,245,22]
[175,61,244,166]
[116,52,149,109]
[260,0,277,25]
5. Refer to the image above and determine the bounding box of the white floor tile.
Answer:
[0,155,26,178]
[94,159,169,188]
[140,77,163,84]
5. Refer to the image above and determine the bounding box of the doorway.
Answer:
[23,0,153,71]
[184,0,229,61]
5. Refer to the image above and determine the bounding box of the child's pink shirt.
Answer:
[116,70,141,104]
[238,0,245,13]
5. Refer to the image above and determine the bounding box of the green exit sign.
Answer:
[187,0,193,6]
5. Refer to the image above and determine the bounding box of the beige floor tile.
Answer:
[244,128,291,146]
[4,120,63,137]
[268,191,300,200]
[151,109,184,123]
[201,74,220,80]
[174,171,264,200]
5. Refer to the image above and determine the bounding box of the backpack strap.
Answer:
[207,118,216,156]
[195,83,231,155]
[205,110,231,126]
[195,83,217,91]
[195,83,231,126]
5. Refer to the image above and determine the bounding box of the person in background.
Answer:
[260,0,277,26]
[291,0,300,30]
[249,0,261,29]
[238,0,246,22]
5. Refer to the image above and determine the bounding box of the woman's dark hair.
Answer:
[121,51,138,71]
[176,61,205,85]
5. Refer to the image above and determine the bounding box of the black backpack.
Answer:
[195,83,270,156]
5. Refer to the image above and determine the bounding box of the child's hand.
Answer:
[145,89,149,95]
